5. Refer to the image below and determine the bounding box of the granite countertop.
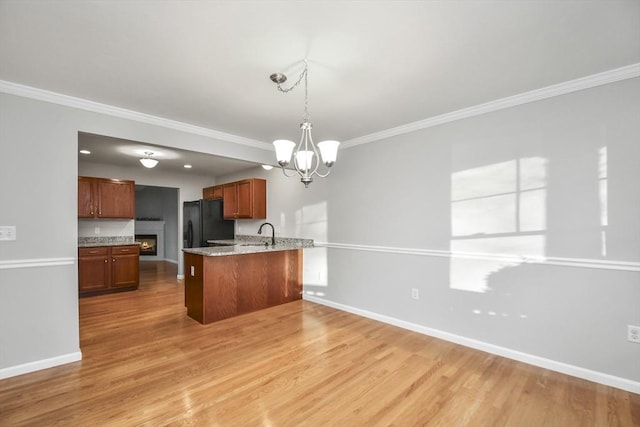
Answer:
[78,236,140,248]
[183,235,314,257]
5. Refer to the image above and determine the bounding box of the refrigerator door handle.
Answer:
[187,220,194,248]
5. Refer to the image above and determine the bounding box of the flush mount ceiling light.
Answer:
[139,151,158,168]
[270,60,339,188]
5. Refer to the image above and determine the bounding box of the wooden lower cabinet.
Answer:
[79,245,139,296]
[184,249,302,324]
[78,247,110,292]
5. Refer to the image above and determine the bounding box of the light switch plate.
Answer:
[0,226,16,241]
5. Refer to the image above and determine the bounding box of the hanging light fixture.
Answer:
[139,151,158,168]
[270,60,339,188]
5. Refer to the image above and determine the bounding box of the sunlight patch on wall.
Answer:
[599,146,608,256]
[450,235,546,293]
[450,156,548,292]
[297,201,329,288]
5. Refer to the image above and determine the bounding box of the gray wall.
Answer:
[321,77,640,384]
[1,76,638,391]
[135,185,179,262]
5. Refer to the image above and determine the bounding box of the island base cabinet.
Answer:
[184,249,302,324]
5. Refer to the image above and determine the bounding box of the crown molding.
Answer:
[0,80,271,151]
[342,63,640,148]
[2,63,638,152]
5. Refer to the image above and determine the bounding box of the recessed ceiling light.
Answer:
[261,164,274,170]
[79,149,91,154]
[184,164,192,169]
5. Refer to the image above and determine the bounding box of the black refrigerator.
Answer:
[183,199,235,248]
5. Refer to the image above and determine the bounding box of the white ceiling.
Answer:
[77,132,259,176]
[1,1,639,174]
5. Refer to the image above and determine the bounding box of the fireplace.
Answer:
[135,220,165,261]
[136,234,158,256]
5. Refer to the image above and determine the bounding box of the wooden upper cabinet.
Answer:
[203,185,223,200]
[221,178,266,219]
[78,176,96,218]
[97,179,135,218]
[78,177,135,219]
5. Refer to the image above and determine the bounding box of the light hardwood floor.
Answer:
[1,261,638,426]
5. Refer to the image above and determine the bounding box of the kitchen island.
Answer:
[182,237,313,324]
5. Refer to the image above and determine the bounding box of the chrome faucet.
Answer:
[258,222,276,246]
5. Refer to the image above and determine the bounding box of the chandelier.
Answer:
[270,60,340,188]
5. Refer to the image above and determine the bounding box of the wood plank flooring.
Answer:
[1,261,638,426]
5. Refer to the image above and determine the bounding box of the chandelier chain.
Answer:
[276,61,310,121]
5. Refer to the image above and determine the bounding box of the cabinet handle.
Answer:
[112,259,116,262]
[104,259,108,263]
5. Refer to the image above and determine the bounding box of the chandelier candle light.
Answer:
[270,60,339,188]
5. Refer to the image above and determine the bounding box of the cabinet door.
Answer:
[222,183,238,219]
[97,179,135,219]
[111,246,139,288]
[78,248,110,292]
[212,185,223,199]
[203,185,223,200]
[235,180,253,218]
[203,186,215,199]
[78,177,96,218]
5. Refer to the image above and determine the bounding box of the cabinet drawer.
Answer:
[112,245,140,254]
[79,247,109,256]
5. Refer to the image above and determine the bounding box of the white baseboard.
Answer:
[0,351,82,380]
[303,295,640,394]
[176,274,185,280]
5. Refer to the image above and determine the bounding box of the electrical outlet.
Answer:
[411,288,419,300]
[94,227,100,234]
[628,325,640,343]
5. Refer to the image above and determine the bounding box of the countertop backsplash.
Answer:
[78,219,134,238]
[78,236,138,247]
